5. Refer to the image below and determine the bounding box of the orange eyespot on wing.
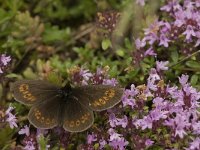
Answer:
[91,88,116,108]
[72,85,124,111]
[28,96,60,129]
[64,112,91,128]
[62,97,94,132]
[10,80,60,105]
[18,84,36,102]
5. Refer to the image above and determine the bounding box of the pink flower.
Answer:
[108,128,129,150]
[187,137,200,150]
[24,140,36,150]
[156,61,169,72]
[159,34,170,47]
[5,106,18,129]
[6,113,18,129]
[1,54,11,66]
[182,25,196,40]
[103,78,118,86]
[87,133,97,144]
[178,74,189,86]
[145,139,154,147]
[19,125,30,136]
[99,139,107,149]
[135,38,146,49]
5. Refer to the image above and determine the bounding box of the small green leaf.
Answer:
[186,61,200,69]
[43,25,71,43]
[23,68,37,79]
[171,51,179,63]
[102,39,112,50]
[124,38,132,50]
[5,73,22,79]
[190,74,198,85]
[38,135,49,150]
[94,143,99,150]
[116,49,125,57]
[0,127,15,148]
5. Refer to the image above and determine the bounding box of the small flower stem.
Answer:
[169,49,200,68]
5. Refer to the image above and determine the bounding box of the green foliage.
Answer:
[38,135,49,150]
[1,0,200,149]
[0,127,15,149]
[43,25,71,44]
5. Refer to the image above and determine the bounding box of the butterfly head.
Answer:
[57,83,73,99]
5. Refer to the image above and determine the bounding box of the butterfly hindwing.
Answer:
[10,80,60,105]
[28,95,61,129]
[62,97,94,132]
[71,85,123,111]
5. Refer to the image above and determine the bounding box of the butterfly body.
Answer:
[11,80,123,132]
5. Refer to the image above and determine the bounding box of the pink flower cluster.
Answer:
[133,0,200,65]
[82,61,199,149]
[18,126,50,150]
[0,54,11,74]
[70,67,118,86]
[122,69,200,149]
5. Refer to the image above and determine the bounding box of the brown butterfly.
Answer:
[11,80,123,132]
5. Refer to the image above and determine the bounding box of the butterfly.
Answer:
[10,80,123,132]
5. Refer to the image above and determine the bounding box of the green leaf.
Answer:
[94,143,100,150]
[38,135,49,150]
[23,68,37,79]
[5,73,22,79]
[190,74,198,85]
[186,60,200,69]
[102,39,112,50]
[43,25,71,43]
[116,49,125,57]
[0,8,14,25]
[0,127,15,149]
[171,50,179,63]
[124,38,132,50]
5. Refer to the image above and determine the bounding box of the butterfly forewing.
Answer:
[62,97,94,132]
[11,80,60,105]
[28,95,61,129]
[71,85,123,111]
